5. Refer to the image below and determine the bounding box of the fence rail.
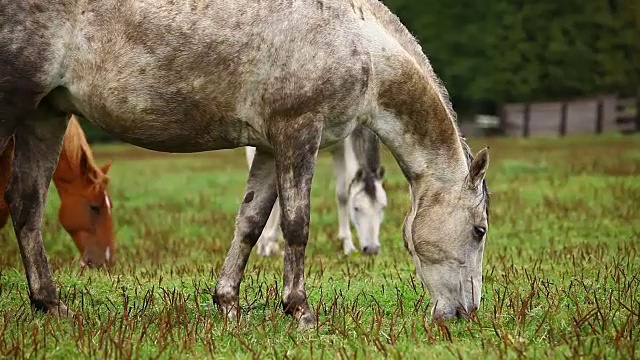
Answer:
[461,94,639,138]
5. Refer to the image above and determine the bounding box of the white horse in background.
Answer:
[246,125,387,256]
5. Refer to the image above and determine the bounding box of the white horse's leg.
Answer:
[257,198,282,256]
[244,146,282,256]
[330,142,357,255]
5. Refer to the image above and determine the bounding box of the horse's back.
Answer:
[1,0,401,152]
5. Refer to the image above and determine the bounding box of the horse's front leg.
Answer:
[272,114,323,330]
[214,148,278,322]
[5,111,71,317]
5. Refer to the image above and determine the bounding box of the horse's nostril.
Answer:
[456,307,472,319]
[363,245,379,255]
[81,256,104,269]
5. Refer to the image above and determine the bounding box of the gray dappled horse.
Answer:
[246,125,387,257]
[0,0,490,329]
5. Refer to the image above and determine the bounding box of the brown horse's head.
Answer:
[52,117,115,268]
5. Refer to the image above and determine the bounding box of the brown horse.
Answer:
[0,116,115,268]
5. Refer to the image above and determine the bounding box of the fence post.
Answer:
[523,103,531,137]
[559,102,568,137]
[499,105,507,136]
[595,99,603,134]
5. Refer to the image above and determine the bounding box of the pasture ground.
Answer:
[1,133,639,359]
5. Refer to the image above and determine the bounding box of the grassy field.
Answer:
[0,133,639,359]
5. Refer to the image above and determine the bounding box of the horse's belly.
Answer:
[66,95,249,153]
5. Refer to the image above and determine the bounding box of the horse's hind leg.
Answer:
[214,148,278,321]
[245,146,282,257]
[272,114,323,330]
[4,110,70,316]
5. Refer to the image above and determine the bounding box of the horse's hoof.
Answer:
[48,302,75,319]
[297,312,317,331]
[222,306,240,323]
[213,290,241,326]
[215,300,241,324]
[342,242,358,255]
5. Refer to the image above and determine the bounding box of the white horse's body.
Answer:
[245,126,387,256]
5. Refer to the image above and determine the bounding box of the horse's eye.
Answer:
[90,204,100,215]
[473,225,486,239]
[354,207,361,212]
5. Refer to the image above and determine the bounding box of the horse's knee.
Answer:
[237,214,267,247]
[281,214,309,247]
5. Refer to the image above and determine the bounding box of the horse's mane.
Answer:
[364,0,457,124]
[58,116,109,188]
[365,0,490,213]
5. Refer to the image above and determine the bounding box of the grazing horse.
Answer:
[0,116,115,268]
[0,0,490,328]
[246,124,387,256]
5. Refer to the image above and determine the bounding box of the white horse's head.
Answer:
[348,167,387,255]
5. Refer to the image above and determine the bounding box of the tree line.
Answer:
[80,0,640,142]
[385,0,640,117]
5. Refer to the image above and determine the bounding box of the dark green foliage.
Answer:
[384,0,640,115]
[75,116,119,144]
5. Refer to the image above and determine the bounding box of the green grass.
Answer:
[1,133,639,359]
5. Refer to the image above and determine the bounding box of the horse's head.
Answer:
[404,147,490,322]
[55,156,114,268]
[53,119,115,268]
[348,166,387,255]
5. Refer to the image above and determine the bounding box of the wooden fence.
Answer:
[493,94,639,138]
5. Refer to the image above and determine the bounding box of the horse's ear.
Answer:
[78,150,91,178]
[100,160,113,175]
[469,147,489,186]
[52,153,75,185]
[375,166,385,179]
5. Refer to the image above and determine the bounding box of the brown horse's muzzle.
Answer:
[74,231,115,268]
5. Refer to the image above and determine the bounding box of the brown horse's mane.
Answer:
[55,116,110,191]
